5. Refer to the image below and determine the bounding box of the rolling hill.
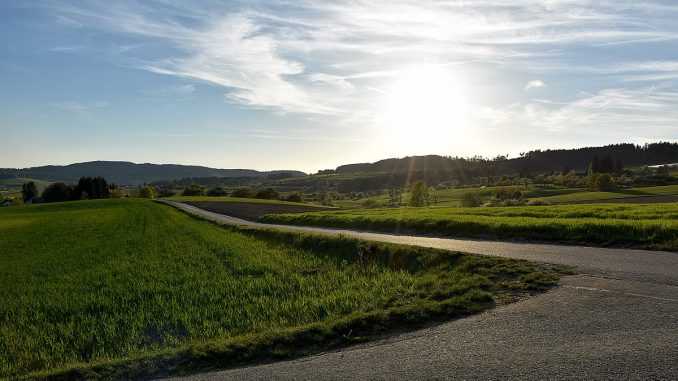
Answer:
[0,161,305,185]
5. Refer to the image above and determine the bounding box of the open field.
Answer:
[0,177,52,191]
[185,201,333,221]
[261,203,678,250]
[535,184,678,203]
[164,196,316,205]
[334,184,678,208]
[0,199,562,379]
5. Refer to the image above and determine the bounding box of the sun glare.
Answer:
[379,65,470,154]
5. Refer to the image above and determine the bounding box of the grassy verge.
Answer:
[0,199,567,379]
[260,203,678,250]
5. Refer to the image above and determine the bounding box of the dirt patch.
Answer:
[186,201,330,221]
[560,195,678,205]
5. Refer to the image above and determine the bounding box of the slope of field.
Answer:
[0,177,52,192]
[334,184,678,208]
[537,184,678,203]
[0,199,561,379]
[261,203,678,250]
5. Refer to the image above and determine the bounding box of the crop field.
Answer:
[0,199,562,379]
[184,200,333,221]
[261,203,678,250]
[334,184,678,208]
[535,184,678,203]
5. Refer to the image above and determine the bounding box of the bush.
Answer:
[207,187,229,197]
[286,193,303,203]
[255,188,280,200]
[231,187,256,198]
[460,192,482,207]
[587,173,601,190]
[527,199,551,206]
[182,184,207,196]
[362,199,379,208]
[157,189,177,198]
[407,180,429,207]
[492,187,522,200]
[137,185,157,199]
[594,174,614,191]
[41,182,73,203]
[109,188,127,198]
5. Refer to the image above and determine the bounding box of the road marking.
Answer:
[562,285,678,302]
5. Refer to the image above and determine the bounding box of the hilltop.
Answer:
[0,161,305,185]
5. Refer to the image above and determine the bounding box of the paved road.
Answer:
[161,201,678,380]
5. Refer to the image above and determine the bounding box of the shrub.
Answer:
[138,185,157,199]
[286,193,303,203]
[182,184,207,196]
[594,173,614,191]
[408,180,429,207]
[157,189,177,198]
[527,199,551,206]
[587,173,601,190]
[41,182,73,203]
[231,187,256,198]
[256,188,280,200]
[362,199,379,208]
[460,192,482,207]
[492,187,522,200]
[207,187,229,197]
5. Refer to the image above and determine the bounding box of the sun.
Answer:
[379,65,470,154]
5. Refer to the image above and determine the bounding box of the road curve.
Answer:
[161,201,678,285]
[160,201,678,380]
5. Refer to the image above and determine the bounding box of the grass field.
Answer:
[0,199,563,379]
[333,184,678,208]
[261,203,678,250]
[536,184,678,203]
[166,195,335,207]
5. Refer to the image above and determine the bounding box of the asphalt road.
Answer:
[160,201,678,380]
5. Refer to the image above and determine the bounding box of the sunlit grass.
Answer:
[0,199,561,379]
[261,203,678,250]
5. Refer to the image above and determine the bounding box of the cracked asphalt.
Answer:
[160,201,678,380]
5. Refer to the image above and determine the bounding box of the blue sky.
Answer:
[1,1,678,172]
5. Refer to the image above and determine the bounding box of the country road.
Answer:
[160,201,678,380]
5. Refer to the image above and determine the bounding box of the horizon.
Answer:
[2,1,678,172]
[1,141,674,174]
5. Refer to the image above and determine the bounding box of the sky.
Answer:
[1,1,678,173]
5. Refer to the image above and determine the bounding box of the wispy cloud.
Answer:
[525,80,546,91]
[41,1,678,119]
[53,101,109,113]
[479,88,678,137]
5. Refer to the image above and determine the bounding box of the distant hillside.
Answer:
[335,143,678,175]
[0,161,305,185]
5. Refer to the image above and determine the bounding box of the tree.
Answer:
[286,193,303,203]
[207,187,229,196]
[21,182,39,202]
[41,182,73,203]
[594,173,614,191]
[587,173,601,190]
[407,180,429,207]
[75,177,110,199]
[600,155,614,173]
[231,187,255,198]
[460,192,482,207]
[614,159,624,174]
[255,188,280,200]
[138,185,157,199]
[182,184,207,196]
[588,155,601,174]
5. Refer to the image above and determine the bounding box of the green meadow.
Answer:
[0,199,562,379]
[334,184,678,208]
[261,203,678,250]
